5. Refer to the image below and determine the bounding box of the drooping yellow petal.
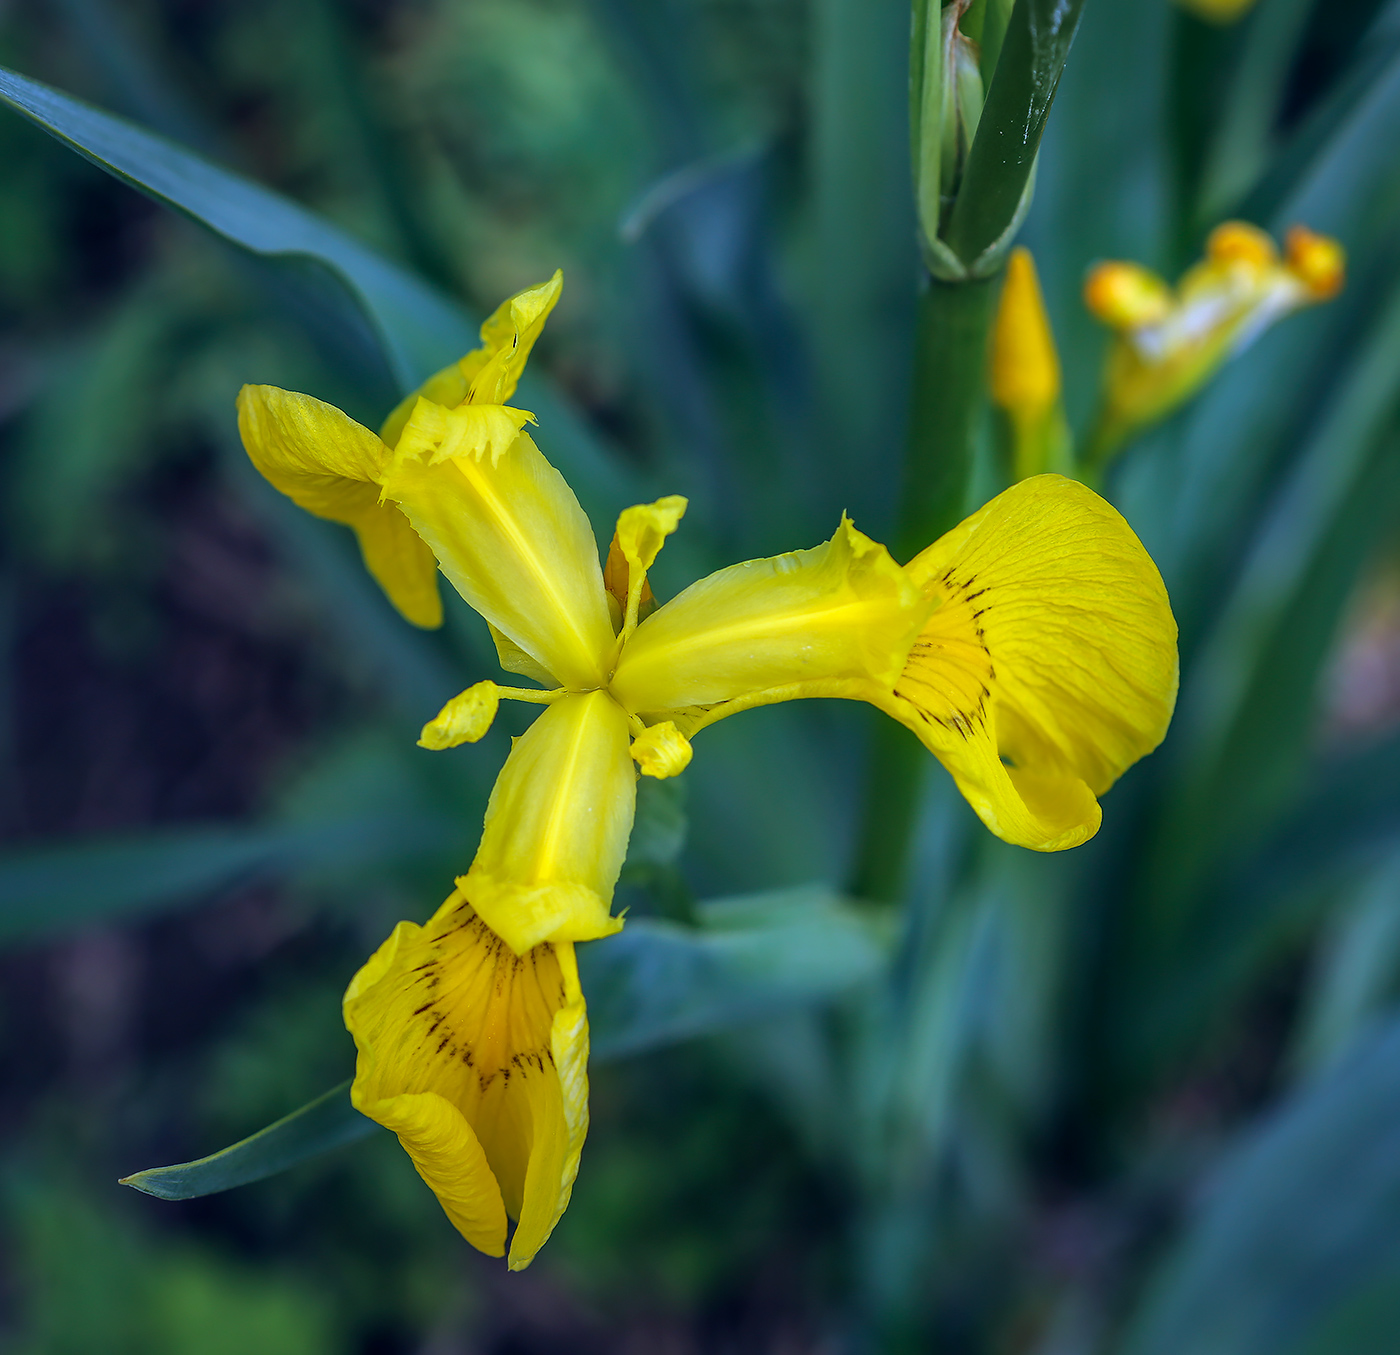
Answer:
[343,889,588,1269]
[463,691,635,954]
[378,272,564,450]
[875,474,1177,850]
[237,385,442,628]
[382,411,615,689]
[610,517,932,719]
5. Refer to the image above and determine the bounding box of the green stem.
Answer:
[851,273,1001,902]
[896,275,1000,560]
[850,715,929,902]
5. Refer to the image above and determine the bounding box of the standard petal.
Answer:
[463,691,635,954]
[237,384,441,628]
[377,271,564,449]
[883,474,1178,850]
[383,416,614,688]
[610,517,932,718]
[343,892,589,1267]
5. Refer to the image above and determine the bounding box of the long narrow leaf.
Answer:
[119,1081,377,1201]
[0,65,640,530]
[1119,1015,1400,1355]
[121,886,888,1201]
[0,813,454,944]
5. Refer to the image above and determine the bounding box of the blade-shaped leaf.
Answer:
[119,886,888,1202]
[583,886,888,1059]
[0,64,640,531]
[0,813,455,944]
[119,1081,378,1201]
[1118,1014,1400,1355]
[0,65,468,394]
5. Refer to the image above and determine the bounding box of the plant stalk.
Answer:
[851,273,1000,902]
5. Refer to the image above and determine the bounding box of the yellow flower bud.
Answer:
[1286,225,1346,300]
[1083,262,1173,330]
[630,721,693,779]
[419,681,500,749]
[1206,220,1278,271]
[991,248,1061,421]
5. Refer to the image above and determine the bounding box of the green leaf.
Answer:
[1118,1014,1400,1355]
[0,813,454,944]
[0,64,640,532]
[1293,850,1400,1076]
[1244,20,1400,226]
[1148,274,1400,911]
[120,886,887,1203]
[583,886,888,1059]
[1196,0,1316,225]
[0,64,469,395]
[119,1081,377,1202]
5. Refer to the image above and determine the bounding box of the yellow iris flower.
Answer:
[1085,221,1345,461]
[238,272,1178,1268]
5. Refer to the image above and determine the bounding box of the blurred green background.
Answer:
[3,0,1400,1351]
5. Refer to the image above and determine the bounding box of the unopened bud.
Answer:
[992,248,1061,419]
[1206,221,1278,271]
[1285,225,1346,300]
[1084,262,1173,330]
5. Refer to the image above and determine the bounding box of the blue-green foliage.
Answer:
[1,0,1400,1348]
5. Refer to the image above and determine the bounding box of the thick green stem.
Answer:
[896,275,1000,560]
[850,715,929,903]
[851,274,1001,902]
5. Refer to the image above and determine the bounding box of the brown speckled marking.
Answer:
[895,564,996,740]
[407,907,567,1095]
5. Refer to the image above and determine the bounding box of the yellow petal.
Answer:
[419,681,501,750]
[1175,0,1258,24]
[880,474,1177,850]
[463,691,635,953]
[615,496,688,578]
[469,271,564,407]
[343,890,589,1267]
[237,385,442,628]
[630,721,692,778]
[382,415,614,689]
[378,363,472,452]
[610,517,931,718]
[377,271,564,450]
[1285,225,1345,300]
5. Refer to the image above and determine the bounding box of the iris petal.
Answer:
[344,890,588,1269]
[383,421,615,689]
[463,691,635,954]
[884,474,1178,849]
[236,384,442,628]
[610,517,931,718]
